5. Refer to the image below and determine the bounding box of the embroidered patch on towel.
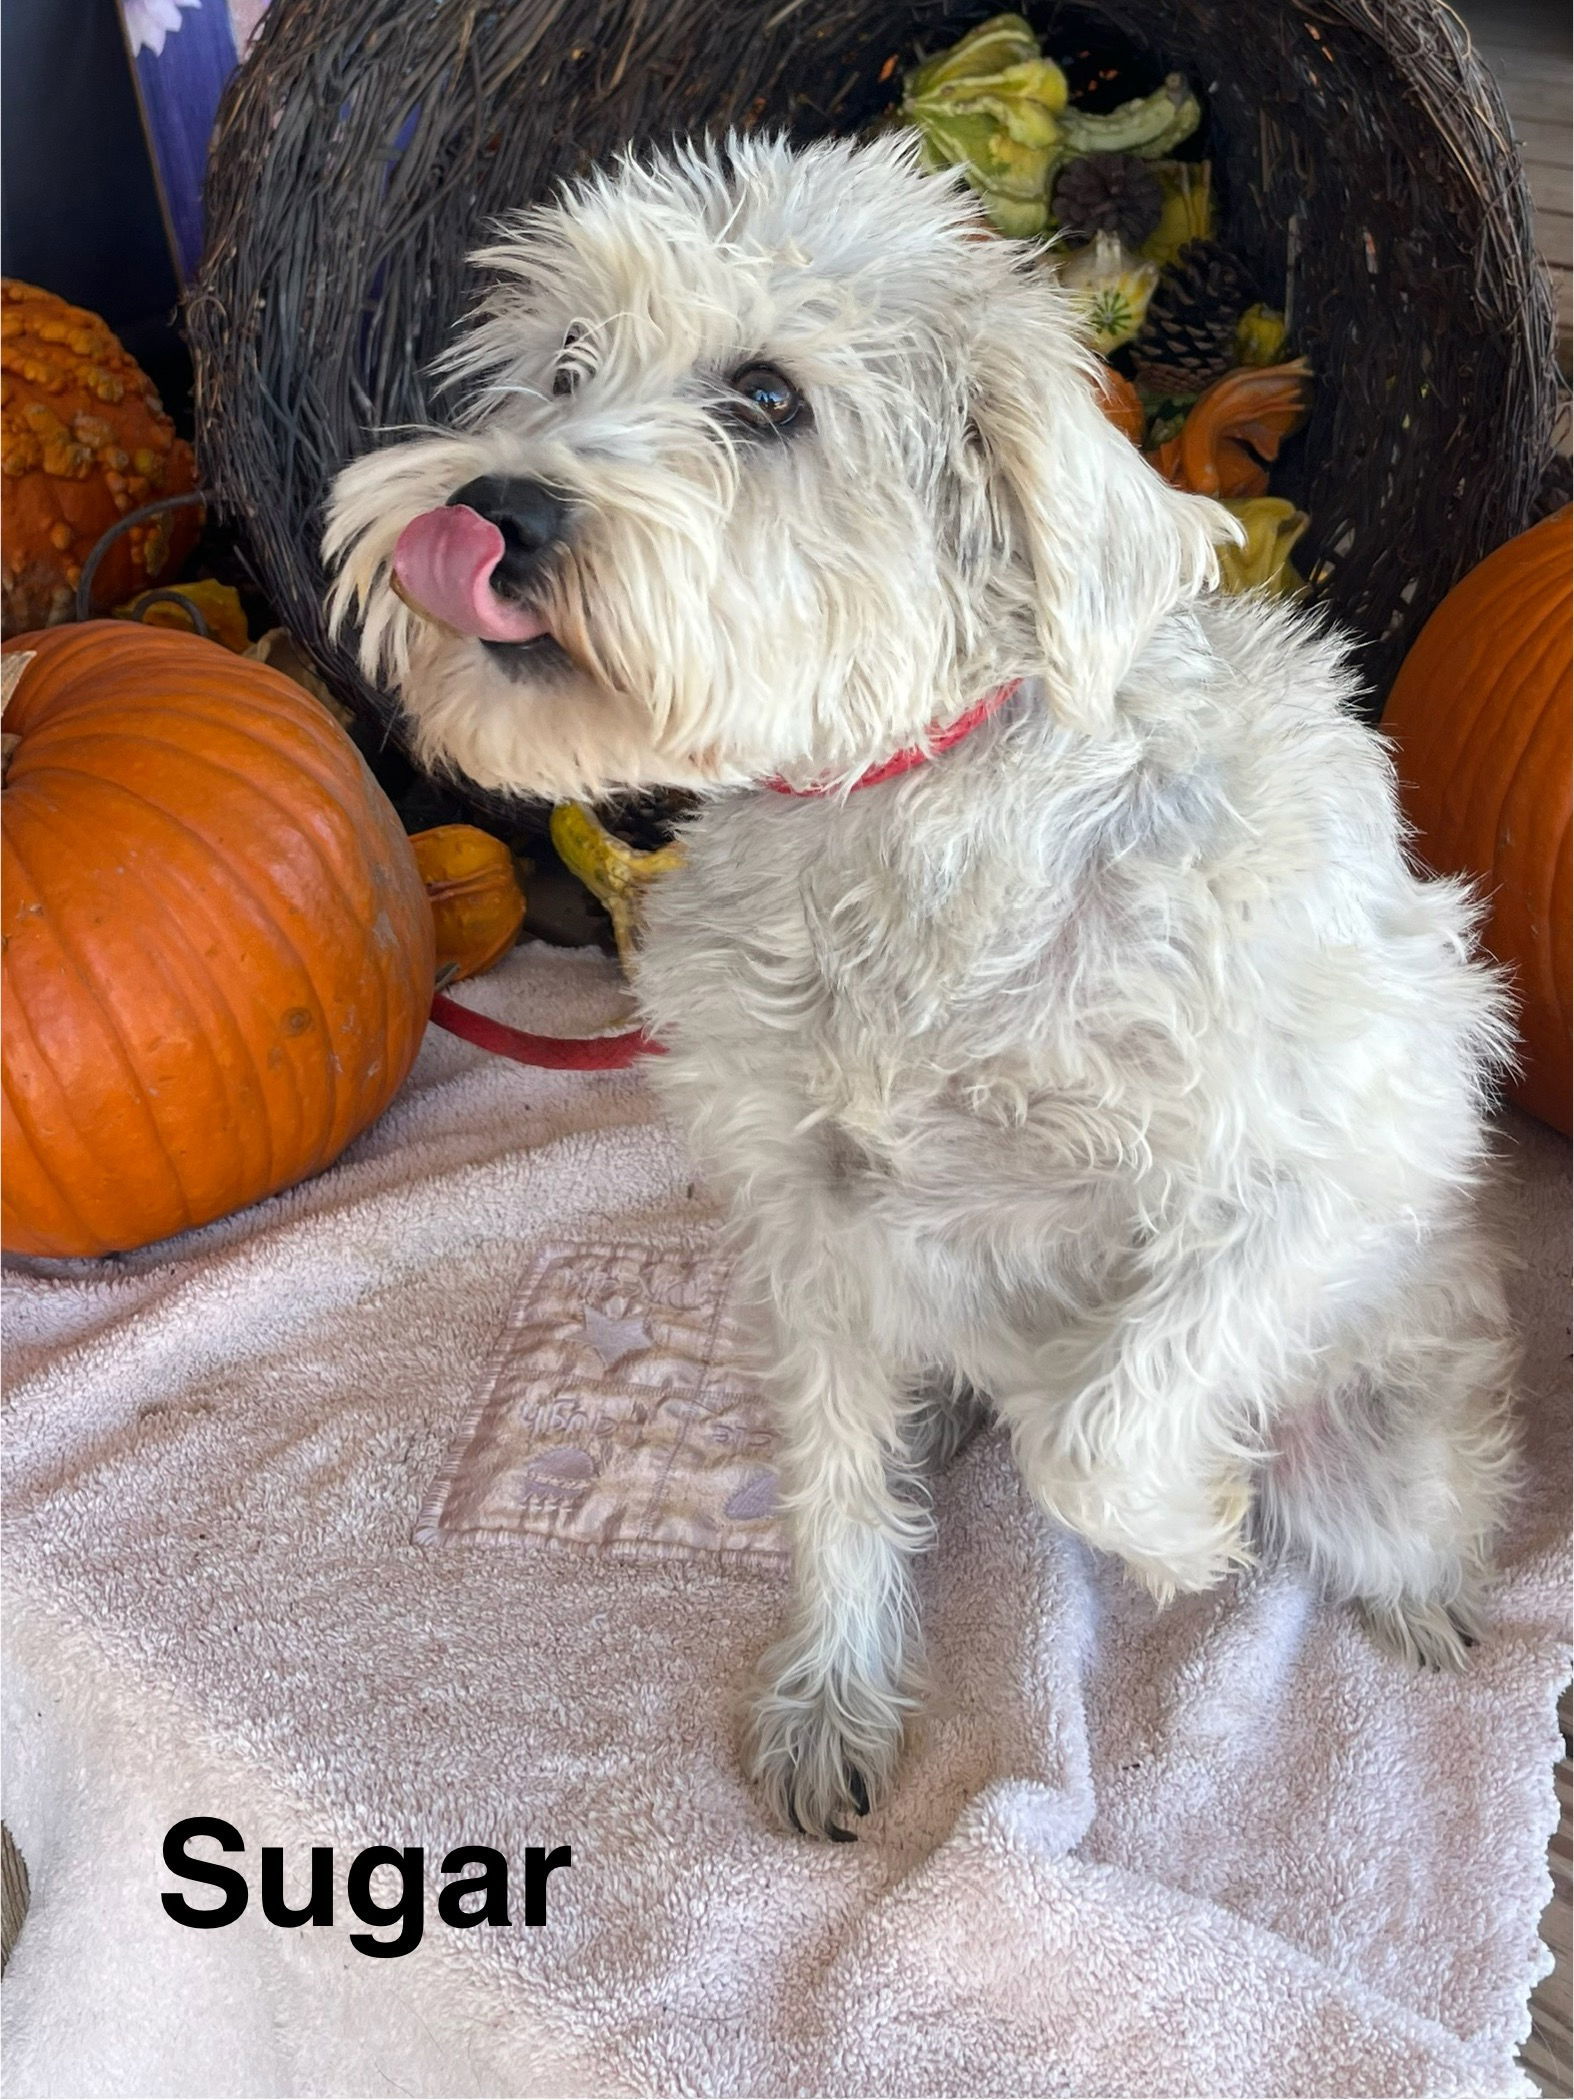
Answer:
[415,1235,787,1563]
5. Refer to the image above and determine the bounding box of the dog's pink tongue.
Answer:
[392,505,548,642]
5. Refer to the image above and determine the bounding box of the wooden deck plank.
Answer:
[1526,1692,1574,2099]
[1465,40,1572,76]
[1447,0,1568,50]
[1517,116,1574,161]
[1458,0,1572,382]
[1535,209,1572,268]
[1524,157,1573,204]
[1469,69,1570,120]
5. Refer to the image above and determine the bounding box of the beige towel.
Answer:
[3,943,1568,2098]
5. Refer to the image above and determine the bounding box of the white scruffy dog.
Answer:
[327,133,1518,1840]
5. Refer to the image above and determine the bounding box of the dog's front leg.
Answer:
[746,1319,929,1840]
[991,1211,1324,1599]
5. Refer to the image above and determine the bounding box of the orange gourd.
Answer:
[1382,506,1571,1134]
[1095,366,1145,446]
[1147,360,1312,498]
[117,578,252,654]
[411,824,527,982]
[2,622,436,1256]
[2,281,201,635]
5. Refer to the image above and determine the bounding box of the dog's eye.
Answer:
[553,327,588,398]
[728,362,804,430]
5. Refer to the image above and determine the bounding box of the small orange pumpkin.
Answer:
[411,824,527,982]
[1382,506,1571,1134]
[2,281,201,635]
[2,622,436,1256]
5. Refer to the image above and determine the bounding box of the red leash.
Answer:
[429,991,661,1070]
[430,681,1021,1070]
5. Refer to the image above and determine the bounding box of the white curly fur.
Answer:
[326,133,1520,1841]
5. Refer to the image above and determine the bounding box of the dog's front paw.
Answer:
[1031,1462,1254,1602]
[1115,1488,1257,1603]
[1358,1591,1483,1672]
[745,1649,911,1841]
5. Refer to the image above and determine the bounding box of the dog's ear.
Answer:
[972,322,1236,736]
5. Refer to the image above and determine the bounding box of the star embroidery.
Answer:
[580,1304,651,1371]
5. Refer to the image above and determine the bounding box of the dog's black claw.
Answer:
[784,1768,869,1840]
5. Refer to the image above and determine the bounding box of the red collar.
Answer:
[761,680,1022,797]
[426,680,1024,1072]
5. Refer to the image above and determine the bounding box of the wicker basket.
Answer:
[189,0,1563,747]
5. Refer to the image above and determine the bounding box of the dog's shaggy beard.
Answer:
[325,419,746,799]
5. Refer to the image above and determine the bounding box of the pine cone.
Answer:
[1051,153,1163,247]
[1131,240,1255,396]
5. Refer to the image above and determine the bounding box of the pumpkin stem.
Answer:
[74,492,209,623]
[2,650,35,780]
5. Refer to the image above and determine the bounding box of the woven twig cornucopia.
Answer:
[188,0,1563,746]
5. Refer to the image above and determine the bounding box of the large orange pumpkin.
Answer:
[2,622,436,1256]
[2,281,201,635]
[1382,506,1571,1134]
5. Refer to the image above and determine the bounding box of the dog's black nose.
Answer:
[447,475,569,595]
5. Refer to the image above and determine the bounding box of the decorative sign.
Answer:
[118,0,273,280]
